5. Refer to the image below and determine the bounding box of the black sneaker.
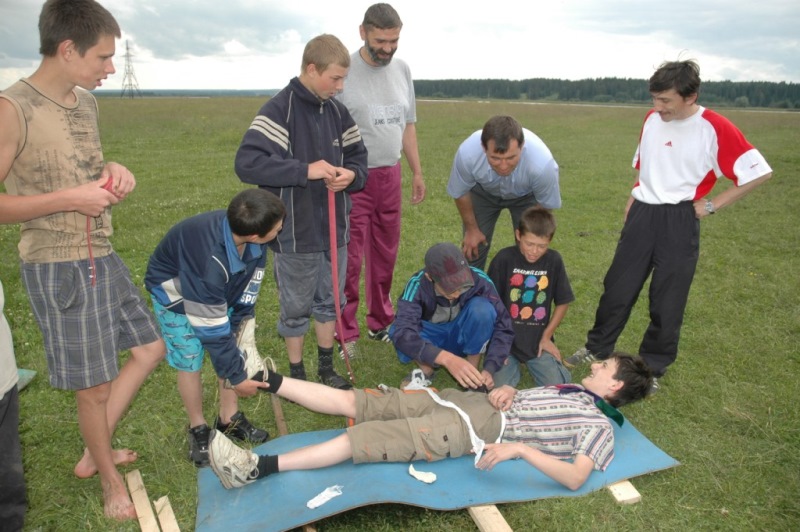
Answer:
[215,411,269,444]
[188,423,211,467]
[290,364,307,381]
[318,370,353,390]
[367,327,392,343]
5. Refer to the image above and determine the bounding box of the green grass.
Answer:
[2,98,798,531]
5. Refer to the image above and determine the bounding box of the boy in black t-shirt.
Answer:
[487,207,573,387]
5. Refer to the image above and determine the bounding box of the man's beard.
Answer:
[365,42,395,66]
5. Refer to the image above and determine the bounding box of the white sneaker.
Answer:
[208,429,259,489]
[224,317,267,388]
[401,369,435,390]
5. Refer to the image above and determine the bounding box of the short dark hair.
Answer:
[649,60,701,99]
[607,353,653,408]
[227,189,285,238]
[517,206,556,240]
[480,115,525,153]
[362,3,402,31]
[38,0,120,57]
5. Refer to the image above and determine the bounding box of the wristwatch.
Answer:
[704,199,716,215]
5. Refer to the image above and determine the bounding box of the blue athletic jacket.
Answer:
[392,267,513,374]
[234,77,368,253]
[144,211,267,385]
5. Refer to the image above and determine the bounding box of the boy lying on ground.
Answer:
[208,352,651,491]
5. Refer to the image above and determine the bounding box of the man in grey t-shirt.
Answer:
[337,3,426,357]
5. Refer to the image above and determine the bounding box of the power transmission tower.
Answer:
[120,40,142,99]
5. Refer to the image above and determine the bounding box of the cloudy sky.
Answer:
[1,0,798,91]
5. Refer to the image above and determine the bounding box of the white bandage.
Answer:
[306,485,343,509]
[408,464,437,484]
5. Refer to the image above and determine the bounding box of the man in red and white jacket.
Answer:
[566,60,772,393]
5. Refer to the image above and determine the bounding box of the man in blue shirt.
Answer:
[447,115,562,270]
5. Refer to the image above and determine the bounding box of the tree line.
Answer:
[414,78,800,109]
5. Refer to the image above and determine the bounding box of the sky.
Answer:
[1,0,798,91]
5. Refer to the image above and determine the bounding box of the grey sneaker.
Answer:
[367,327,392,343]
[338,341,360,360]
[187,424,211,468]
[564,347,599,368]
[208,429,259,490]
[647,377,660,396]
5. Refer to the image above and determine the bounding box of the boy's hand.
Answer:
[538,339,561,361]
[326,167,355,192]
[308,160,337,180]
[71,180,120,217]
[100,162,136,199]
[481,369,495,391]
[488,385,516,411]
[438,351,484,389]
[232,379,269,397]
[476,442,521,471]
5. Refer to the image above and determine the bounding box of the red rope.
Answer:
[328,188,355,386]
[87,178,115,287]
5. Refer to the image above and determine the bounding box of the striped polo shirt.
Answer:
[501,386,615,471]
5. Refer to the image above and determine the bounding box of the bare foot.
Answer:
[74,448,139,479]
[102,481,137,521]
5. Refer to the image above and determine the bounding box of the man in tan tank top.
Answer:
[0,0,165,522]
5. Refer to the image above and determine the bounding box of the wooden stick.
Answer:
[154,495,181,532]
[271,393,289,437]
[125,469,160,532]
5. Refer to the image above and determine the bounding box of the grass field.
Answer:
[1,97,798,531]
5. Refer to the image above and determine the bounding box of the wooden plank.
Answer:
[468,504,513,532]
[607,480,642,504]
[154,495,181,532]
[125,469,160,532]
